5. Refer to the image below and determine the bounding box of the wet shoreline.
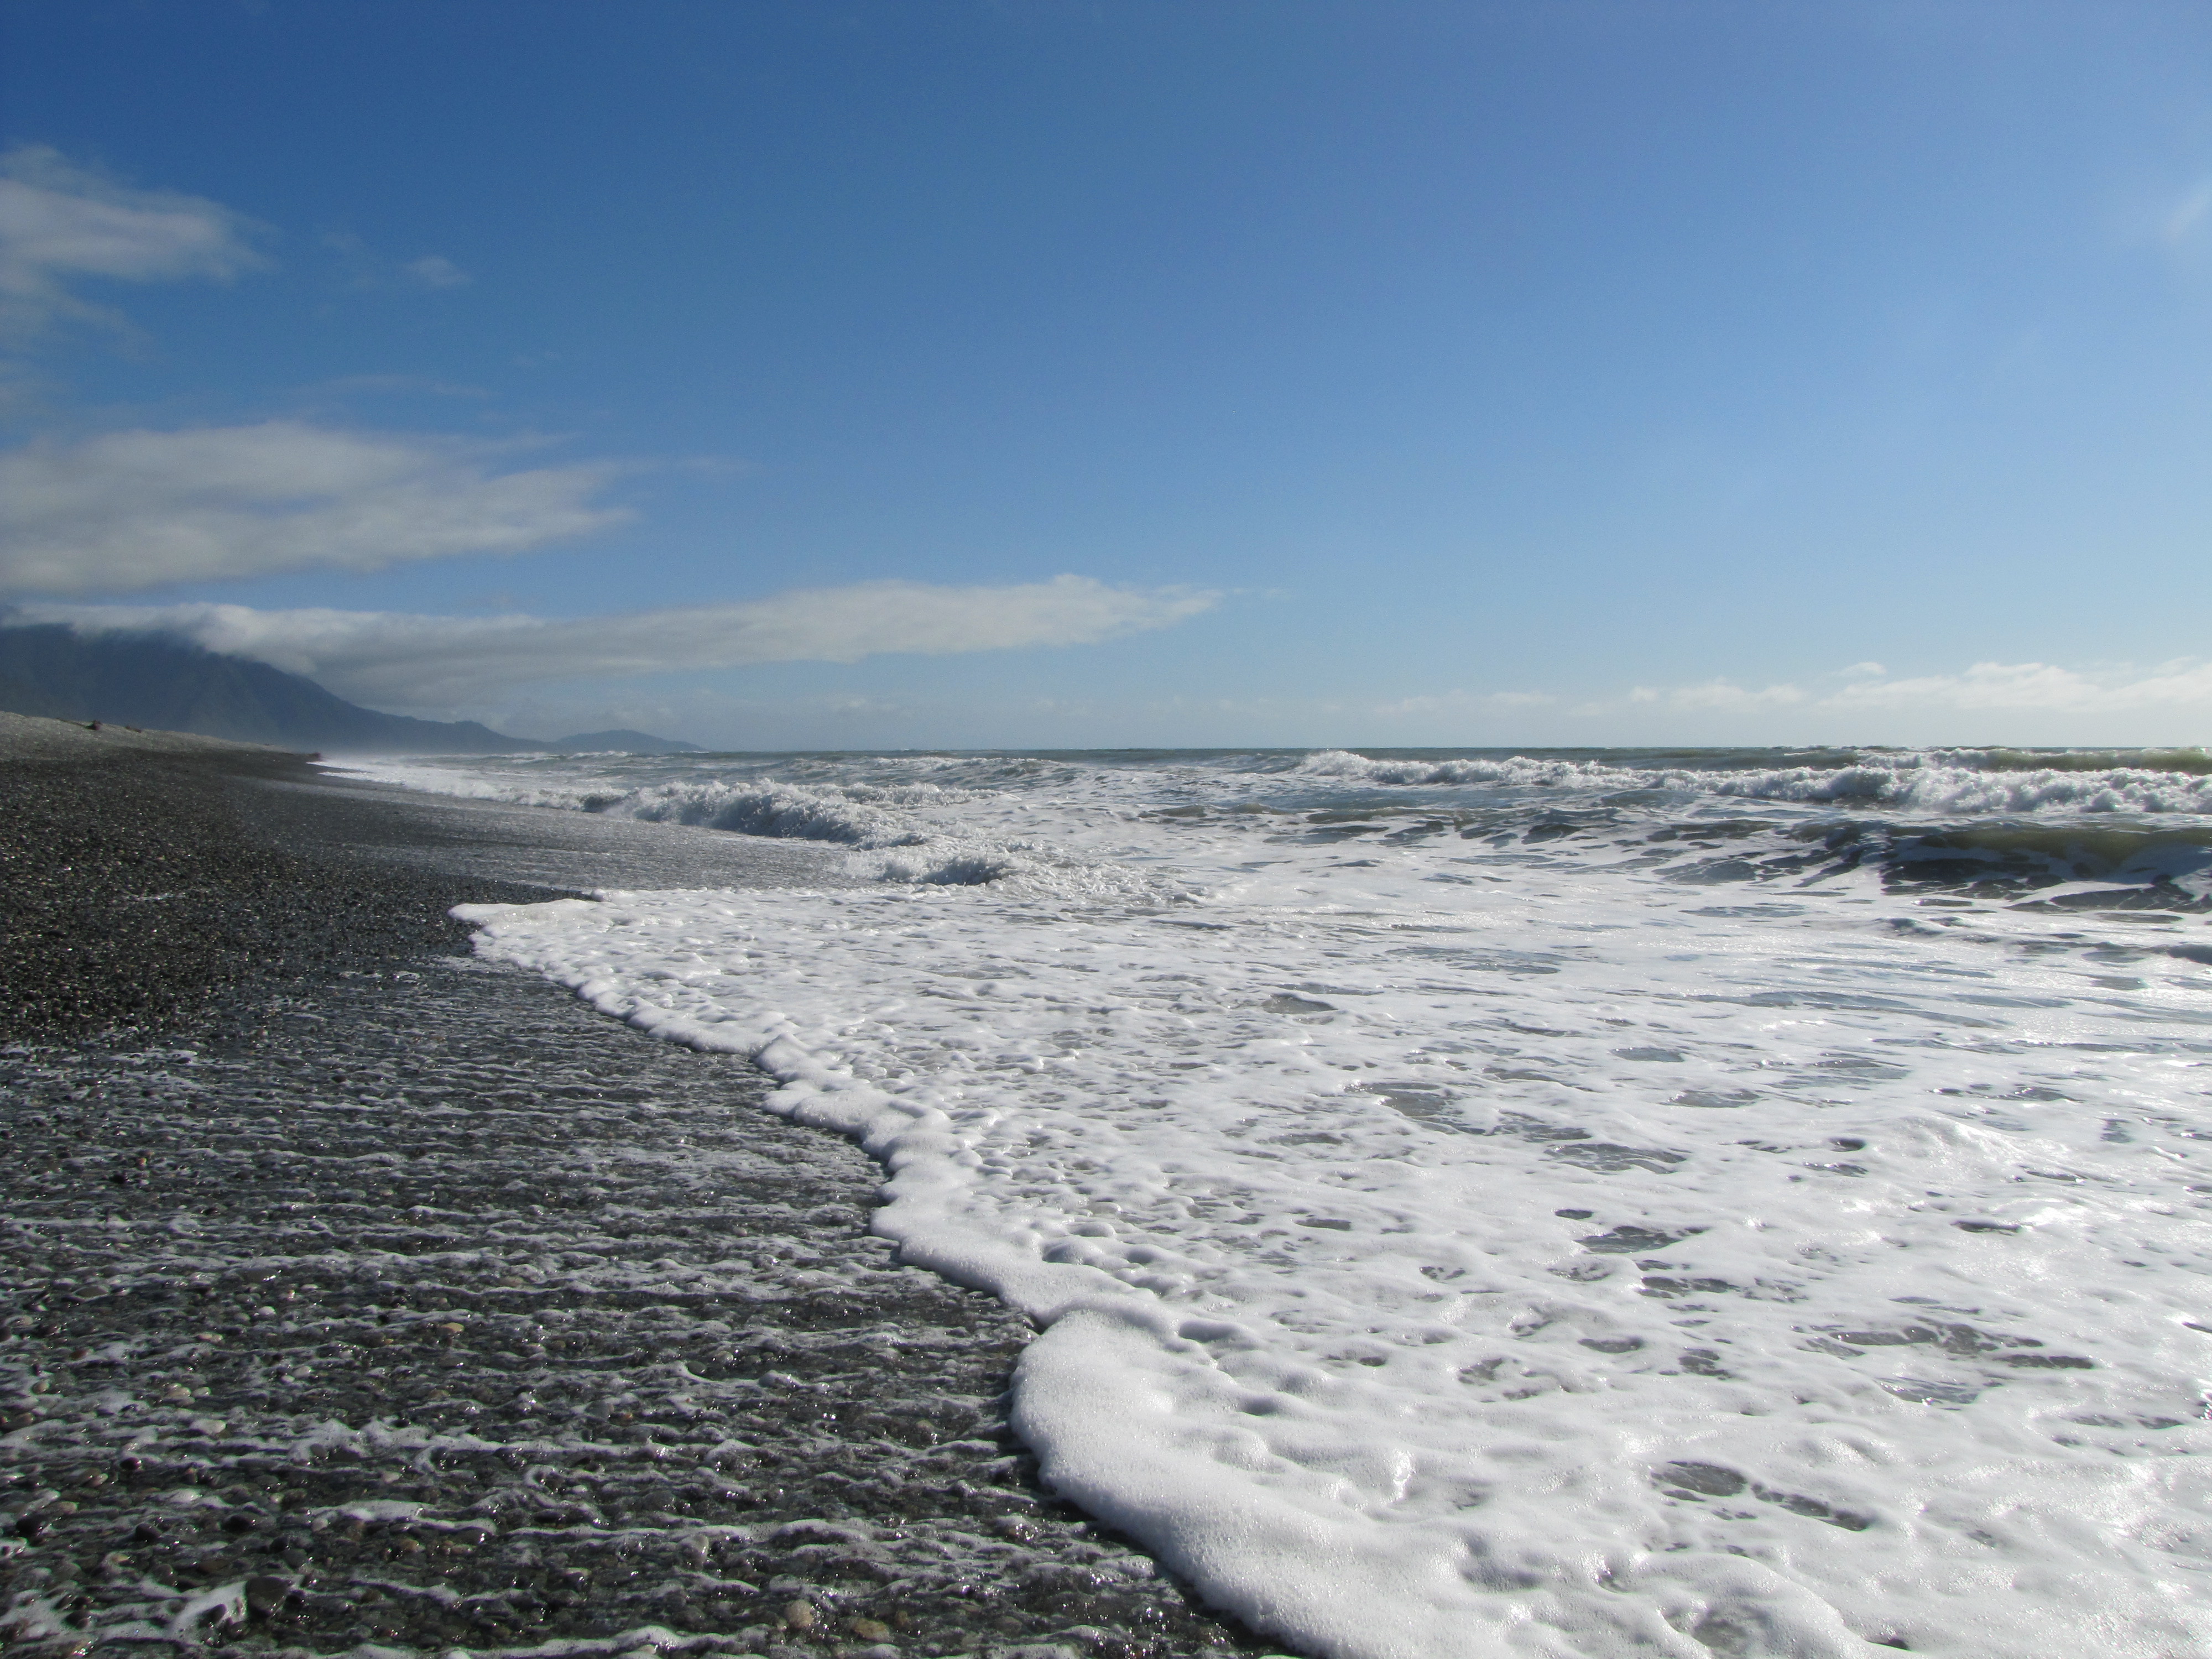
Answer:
[0,726,1281,1659]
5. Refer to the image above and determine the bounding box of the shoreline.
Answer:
[0,717,1280,1659]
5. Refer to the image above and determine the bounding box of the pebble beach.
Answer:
[0,716,1274,1659]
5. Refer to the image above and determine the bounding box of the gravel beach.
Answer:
[0,718,1283,1659]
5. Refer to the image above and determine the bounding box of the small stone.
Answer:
[849,1617,892,1641]
[783,1599,818,1631]
[244,1574,293,1613]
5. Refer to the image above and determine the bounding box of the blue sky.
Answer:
[3,0,2210,748]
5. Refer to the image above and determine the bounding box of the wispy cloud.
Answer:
[1373,689,1557,717]
[30,577,1220,709]
[0,422,627,595]
[1629,679,1806,711]
[2162,178,2212,246]
[323,232,471,292]
[1364,659,2212,740]
[1820,659,2212,714]
[0,146,266,339]
[400,254,469,290]
[1616,660,2212,721]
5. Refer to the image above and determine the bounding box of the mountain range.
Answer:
[0,623,702,755]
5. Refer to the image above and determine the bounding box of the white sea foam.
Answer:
[1297,747,2212,816]
[378,748,2210,1658]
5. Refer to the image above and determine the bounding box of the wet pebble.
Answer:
[1,958,1284,1658]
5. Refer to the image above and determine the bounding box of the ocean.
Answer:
[338,745,2212,1659]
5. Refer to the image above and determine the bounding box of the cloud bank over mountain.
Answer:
[27,577,1220,710]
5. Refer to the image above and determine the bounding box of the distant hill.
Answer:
[0,625,692,757]
[550,728,705,754]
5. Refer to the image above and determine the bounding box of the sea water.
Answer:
[340,747,2212,1659]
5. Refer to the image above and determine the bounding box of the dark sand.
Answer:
[0,719,1283,1659]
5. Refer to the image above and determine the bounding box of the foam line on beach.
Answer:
[355,742,2212,1656]
[456,866,2212,1659]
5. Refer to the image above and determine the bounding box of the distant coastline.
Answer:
[0,623,700,757]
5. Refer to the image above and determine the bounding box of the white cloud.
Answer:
[1609,661,2212,730]
[1821,659,2212,714]
[0,146,265,337]
[1629,679,1804,711]
[401,254,469,290]
[30,576,1219,709]
[1373,689,1557,717]
[324,232,471,293]
[0,422,627,594]
[1674,680,1806,711]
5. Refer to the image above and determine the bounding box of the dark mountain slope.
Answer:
[0,624,543,754]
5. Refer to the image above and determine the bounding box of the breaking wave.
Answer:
[619,780,928,848]
[1297,748,2212,816]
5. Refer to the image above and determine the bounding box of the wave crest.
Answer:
[1298,749,2212,816]
[619,780,927,848]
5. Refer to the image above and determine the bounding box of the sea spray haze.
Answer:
[349,745,2212,1659]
